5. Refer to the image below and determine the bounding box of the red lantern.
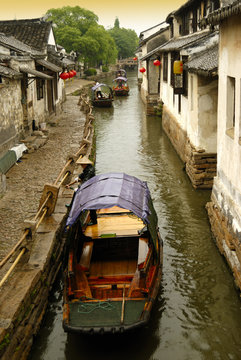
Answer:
[139,67,146,73]
[72,70,77,76]
[153,59,161,66]
[68,70,75,78]
[133,57,137,61]
[60,72,69,80]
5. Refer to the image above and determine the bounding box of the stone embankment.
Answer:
[0,78,95,359]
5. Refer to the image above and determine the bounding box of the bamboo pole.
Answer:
[0,230,29,270]
[0,248,26,290]
[54,159,72,185]
[35,208,48,230]
[34,192,51,221]
[121,284,126,324]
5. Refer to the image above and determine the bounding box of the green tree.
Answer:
[114,17,120,28]
[45,6,117,66]
[109,23,139,59]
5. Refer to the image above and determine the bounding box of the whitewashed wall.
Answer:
[214,15,241,213]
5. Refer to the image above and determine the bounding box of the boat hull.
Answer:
[63,266,162,334]
[91,99,113,107]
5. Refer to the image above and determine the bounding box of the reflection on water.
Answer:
[29,71,241,360]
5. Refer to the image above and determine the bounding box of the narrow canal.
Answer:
[29,71,241,360]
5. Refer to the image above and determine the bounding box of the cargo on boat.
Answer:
[90,83,113,107]
[63,172,163,334]
[113,76,129,96]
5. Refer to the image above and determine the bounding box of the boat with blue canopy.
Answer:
[63,172,163,334]
[113,76,129,96]
[91,83,113,107]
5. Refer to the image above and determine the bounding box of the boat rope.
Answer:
[77,300,115,314]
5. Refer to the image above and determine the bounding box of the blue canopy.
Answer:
[113,77,127,82]
[91,83,111,91]
[66,172,152,227]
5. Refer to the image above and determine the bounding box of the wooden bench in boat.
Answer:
[138,237,149,268]
[79,241,94,271]
[74,265,92,298]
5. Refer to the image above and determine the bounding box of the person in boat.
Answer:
[95,81,102,99]
[65,156,97,225]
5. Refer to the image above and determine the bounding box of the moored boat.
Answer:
[113,76,129,96]
[63,172,163,334]
[91,83,113,107]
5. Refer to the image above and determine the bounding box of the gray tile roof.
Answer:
[19,65,53,79]
[0,33,42,56]
[0,64,22,79]
[140,30,213,60]
[0,18,52,52]
[207,0,241,24]
[185,45,218,76]
[159,30,211,51]
[36,59,62,72]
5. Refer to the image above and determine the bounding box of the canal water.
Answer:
[29,71,241,360]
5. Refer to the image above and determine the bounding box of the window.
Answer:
[163,53,168,82]
[226,76,236,139]
[182,56,188,97]
[170,52,179,87]
[190,75,194,111]
[36,78,44,100]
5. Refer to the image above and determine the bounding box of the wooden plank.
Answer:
[98,206,130,214]
[75,266,92,298]
[138,238,149,266]
[88,274,134,285]
[89,259,137,276]
[84,214,144,238]
[79,241,94,271]
[127,269,141,298]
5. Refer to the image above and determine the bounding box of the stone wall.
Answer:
[0,91,95,359]
[162,104,217,189]
[206,197,241,292]
[0,80,24,157]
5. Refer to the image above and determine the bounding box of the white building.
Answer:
[206,0,241,292]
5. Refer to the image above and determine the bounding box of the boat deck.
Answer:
[84,207,144,238]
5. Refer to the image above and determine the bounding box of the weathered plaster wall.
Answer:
[0,79,23,156]
[188,74,218,153]
[206,14,241,291]
[217,15,241,193]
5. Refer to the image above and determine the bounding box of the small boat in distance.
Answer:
[63,172,163,334]
[91,83,113,107]
[116,68,127,78]
[113,76,129,96]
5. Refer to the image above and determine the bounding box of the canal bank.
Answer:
[0,79,95,359]
[29,71,241,360]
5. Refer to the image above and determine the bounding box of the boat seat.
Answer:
[79,241,94,271]
[74,266,92,298]
[138,237,149,269]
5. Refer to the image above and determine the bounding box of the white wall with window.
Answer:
[216,15,241,193]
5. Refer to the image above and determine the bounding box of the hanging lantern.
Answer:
[68,70,75,78]
[139,67,146,73]
[173,60,183,74]
[60,72,69,80]
[133,57,137,61]
[153,59,161,66]
[72,70,77,76]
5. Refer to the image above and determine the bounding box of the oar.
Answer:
[121,284,126,324]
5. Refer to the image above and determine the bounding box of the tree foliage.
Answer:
[46,6,118,66]
[108,18,139,59]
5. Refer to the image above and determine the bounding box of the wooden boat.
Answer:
[91,83,113,107]
[113,76,129,96]
[63,172,163,334]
